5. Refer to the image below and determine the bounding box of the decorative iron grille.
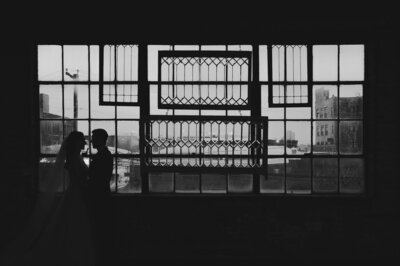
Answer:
[158,51,252,109]
[144,116,268,173]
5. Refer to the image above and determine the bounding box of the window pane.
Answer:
[201,173,226,193]
[90,45,99,81]
[286,158,311,194]
[269,121,285,155]
[39,85,63,118]
[313,121,338,155]
[313,86,338,119]
[340,45,364,81]
[117,106,140,119]
[64,45,89,81]
[149,172,174,192]
[117,121,139,154]
[313,45,338,81]
[38,45,62,81]
[339,121,363,154]
[272,45,285,81]
[286,45,307,82]
[116,158,141,193]
[286,106,311,119]
[116,45,138,81]
[90,121,116,154]
[340,158,364,193]
[228,174,252,193]
[259,45,268,81]
[260,158,285,193]
[90,85,115,118]
[175,173,200,193]
[40,120,64,154]
[64,85,89,119]
[339,85,363,119]
[103,45,115,81]
[313,158,338,193]
[286,121,311,155]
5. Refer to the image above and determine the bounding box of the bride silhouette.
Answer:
[0,131,95,266]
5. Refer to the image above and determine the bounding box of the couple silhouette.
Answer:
[1,129,114,266]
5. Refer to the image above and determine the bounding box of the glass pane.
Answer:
[117,106,140,119]
[339,85,363,119]
[90,121,116,154]
[261,85,284,119]
[340,158,364,193]
[90,45,99,81]
[339,121,363,154]
[228,174,252,193]
[260,158,285,193]
[286,106,311,119]
[117,45,138,81]
[175,173,200,193]
[272,45,285,81]
[116,158,141,193]
[259,45,268,81]
[64,85,89,119]
[286,121,311,155]
[313,121,338,155]
[64,45,89,81]
[40,120,63,154]
[286,158,311,194]
[313,45,338,81]
[103,45,115,81]
[340,45,364,81]
[313,158,338,193]
[117,121,139,154]
[202,173,226,193]
[38,45,62,81]
[200,45,226,51]
[313,86,338,119]
[149,172,174,192]
[148,45,172,81]
[39,85,63,118]
[268,121,285,155]
[286,45,307,82]
[90,85,115,118]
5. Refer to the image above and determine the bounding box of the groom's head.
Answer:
[91,128,108,150]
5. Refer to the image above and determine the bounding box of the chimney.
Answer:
[39,93,49,114]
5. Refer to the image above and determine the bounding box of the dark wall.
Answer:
[1,10,399,265]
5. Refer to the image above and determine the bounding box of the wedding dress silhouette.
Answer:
[0,131,95,266]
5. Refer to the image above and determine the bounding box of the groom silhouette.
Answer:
[88,128,113,266]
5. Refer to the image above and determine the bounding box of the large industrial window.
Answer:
[37,43,365,195]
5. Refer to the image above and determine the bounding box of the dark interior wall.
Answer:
[1,11,399,264]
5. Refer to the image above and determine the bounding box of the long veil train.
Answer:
[0,137,94,266]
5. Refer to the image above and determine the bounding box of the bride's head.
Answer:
[65,131,86,166]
